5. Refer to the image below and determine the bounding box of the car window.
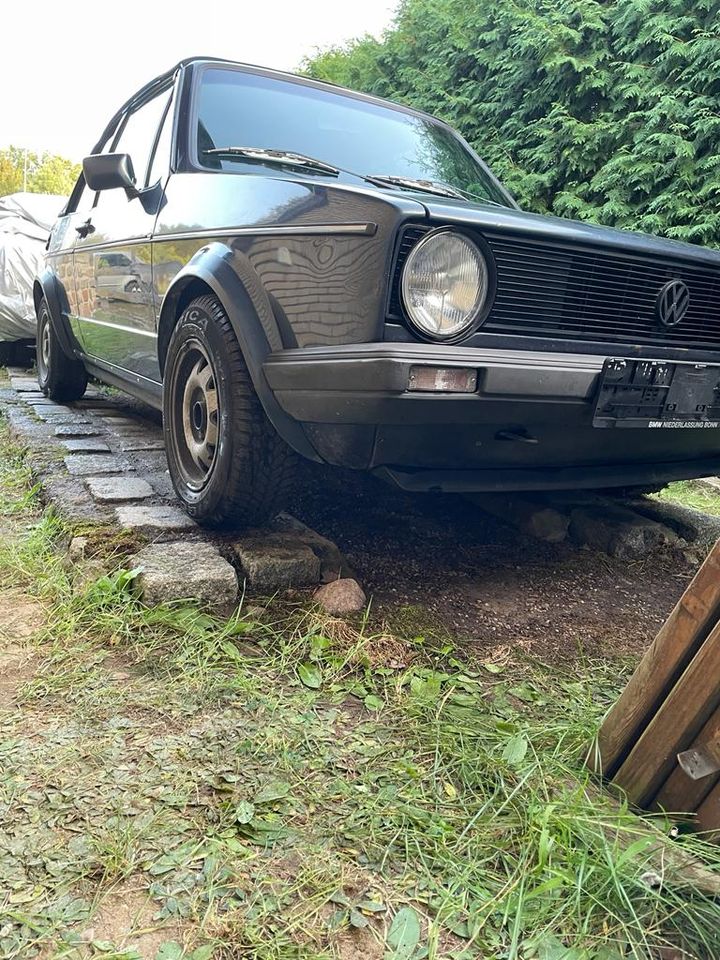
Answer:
[111,91,173,189]
[74,180,96,215]
[194,68,510,206]
[147,91,175,187]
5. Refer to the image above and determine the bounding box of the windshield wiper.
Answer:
[202,148,505,205]
[203,146,340,176]
[365,174,467,200]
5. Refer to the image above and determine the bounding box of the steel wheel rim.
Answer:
[171,340,220,491]
[38,315,50,380]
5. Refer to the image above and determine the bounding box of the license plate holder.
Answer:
[593,358,720,429]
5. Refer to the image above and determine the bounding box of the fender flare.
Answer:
[157,242,321,463]
[33,270,82,359]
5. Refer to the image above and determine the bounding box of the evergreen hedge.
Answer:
[304,0,720,246]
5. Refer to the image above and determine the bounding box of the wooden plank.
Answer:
[594,540,720,777]
[653,708,720,814]
[612,618,720,807]
[695,778,720,838]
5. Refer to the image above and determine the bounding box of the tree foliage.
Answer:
[0,146,80,198]
[304,0,720,246]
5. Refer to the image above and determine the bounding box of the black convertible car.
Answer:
[35,56,720,527]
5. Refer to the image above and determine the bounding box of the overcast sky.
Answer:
[2,0,397,161]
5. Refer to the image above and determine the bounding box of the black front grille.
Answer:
[389,225,720,351]
[485,235,720,350]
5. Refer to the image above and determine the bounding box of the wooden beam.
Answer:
[653,708,720,815]
[695,779,720,839]
[594,541,720,778]
[612,618,720,807]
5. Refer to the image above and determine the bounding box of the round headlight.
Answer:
[401,230,489,340]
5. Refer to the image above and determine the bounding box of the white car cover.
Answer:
[0,192,66,341]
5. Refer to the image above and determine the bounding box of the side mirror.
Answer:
[83,153,138,196]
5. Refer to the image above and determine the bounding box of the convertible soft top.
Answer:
[0,192,66,341]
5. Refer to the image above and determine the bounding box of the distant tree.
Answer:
[0,146,79,198]
[303,0,720,247]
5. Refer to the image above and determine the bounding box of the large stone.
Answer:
[469,493,570,543]
[569,503,678,560]
[232,532,322,594]
[100,416,144,428]
[131,541,238,612]
[118,437,166,452]
[41,475,113,523]
[313,579,367,615]
[116,504,196,534]
[29,404,76,416]
[85,476,153,502]
[63,439,111,453]
[65,454,130,476]
[10,378,40,392]
[55,424,102,437]
[630,497,720,554]
[271,512,353,581]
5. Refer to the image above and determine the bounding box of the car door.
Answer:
[73,90,173,382]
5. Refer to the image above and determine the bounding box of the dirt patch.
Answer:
[0,587,44,643]
[80,881,184,959]
[0,588,45,708]
[0,643,39,709]
[291,467,690,666]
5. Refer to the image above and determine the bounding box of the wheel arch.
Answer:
[156,243,321,463]
[34,270,80,359]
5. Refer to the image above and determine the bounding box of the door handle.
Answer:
[75,219,95,239]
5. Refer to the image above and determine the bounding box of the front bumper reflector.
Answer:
[407,365,478,393]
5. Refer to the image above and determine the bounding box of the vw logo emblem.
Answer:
[656,279,690,327]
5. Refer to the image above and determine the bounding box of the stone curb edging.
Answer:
[1,369,365,612]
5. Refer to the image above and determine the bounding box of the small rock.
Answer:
[314,578,367,615]
[232,533,322,593]
[68,536,89,563]
[131,541,238,613]
[86,476,153,502]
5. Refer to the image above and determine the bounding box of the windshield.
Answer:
[194,67,511,206]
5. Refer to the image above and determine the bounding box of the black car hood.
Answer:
[400,192,720,269]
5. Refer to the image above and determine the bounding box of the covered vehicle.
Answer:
[33,58,720,528]
[0,192,66,361]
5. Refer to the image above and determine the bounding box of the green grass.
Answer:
[1,417,720,960]
[655,479,720,517]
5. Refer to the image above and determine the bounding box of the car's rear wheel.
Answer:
[163,294,296,528]
[36,300,88,402]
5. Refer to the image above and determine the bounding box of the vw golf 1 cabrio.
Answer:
[35,57,720,527]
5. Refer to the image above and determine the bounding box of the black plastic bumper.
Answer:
[262,343,720,490]
[263,342,604,424]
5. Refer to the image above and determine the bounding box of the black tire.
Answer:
[163,294,296,529]
[36,300,88,402]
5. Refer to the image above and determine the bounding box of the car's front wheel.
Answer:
[36,300,88,402]
[163,294,296,529]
